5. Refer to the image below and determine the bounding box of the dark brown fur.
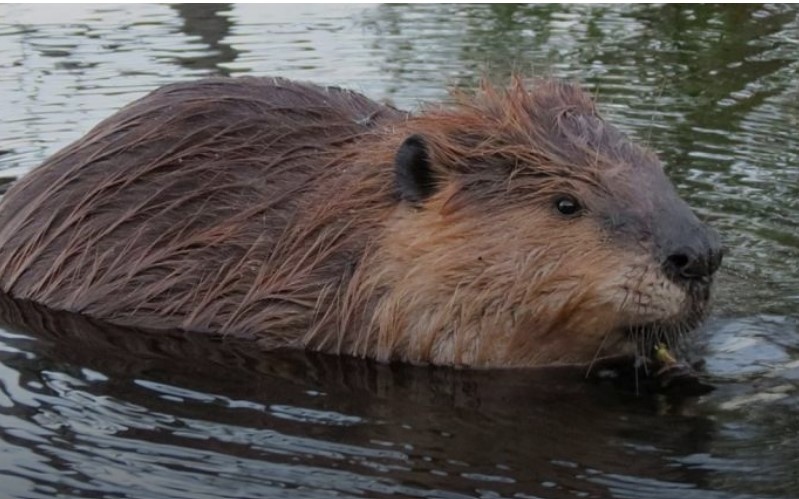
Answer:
[0,76,717,367]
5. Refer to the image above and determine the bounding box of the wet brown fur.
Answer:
[0,76,703,367]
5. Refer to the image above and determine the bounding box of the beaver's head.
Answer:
[377,79,722,367]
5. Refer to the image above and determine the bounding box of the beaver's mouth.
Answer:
[622,321,681,347]
[620,279,711,354]
[621,317,702,357]
[596,315,714,396]
[585,341,715,396]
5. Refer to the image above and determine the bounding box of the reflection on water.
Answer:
[0,4,797,498]
[0,297,728,499]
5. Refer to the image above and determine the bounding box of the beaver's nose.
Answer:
[662,228,723,281]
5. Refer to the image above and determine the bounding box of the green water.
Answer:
[0,4,797,498]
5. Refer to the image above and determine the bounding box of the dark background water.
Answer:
[0,4,797,498]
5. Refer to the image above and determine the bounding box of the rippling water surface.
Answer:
[1,4,798,498]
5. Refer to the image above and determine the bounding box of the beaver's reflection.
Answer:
[0,292,715,498]
[169,3,238,75]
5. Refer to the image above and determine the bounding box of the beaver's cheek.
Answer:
[505,298,627,365]
[500,246,692,365]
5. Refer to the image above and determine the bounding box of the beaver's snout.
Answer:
[660,223,723,283]
[643,176,724,285]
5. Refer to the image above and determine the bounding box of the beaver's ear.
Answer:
[395,134,438,203]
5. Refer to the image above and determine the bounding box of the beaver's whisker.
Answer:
[633,326,642,396]
[585,329,612,378]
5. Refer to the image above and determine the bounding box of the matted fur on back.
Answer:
[0,77,404,345]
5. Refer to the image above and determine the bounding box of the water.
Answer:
[0,4,797,498]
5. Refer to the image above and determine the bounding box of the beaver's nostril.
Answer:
[663,249,719,281]
[666,253,690,273]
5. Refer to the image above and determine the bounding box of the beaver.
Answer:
[0,76,722,368]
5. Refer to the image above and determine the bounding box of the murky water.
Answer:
[0,4,797,498]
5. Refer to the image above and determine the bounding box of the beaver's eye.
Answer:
[555,196,581,217]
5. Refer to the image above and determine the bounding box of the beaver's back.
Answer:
[0,77,403,340]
